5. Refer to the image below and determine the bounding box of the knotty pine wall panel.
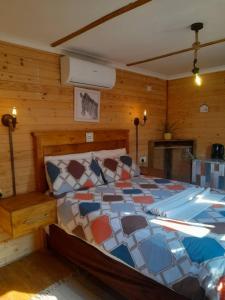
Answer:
[0,41,166,196]
[168,71,225,158]
[0,232,41,267]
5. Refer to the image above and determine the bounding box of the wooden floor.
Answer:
[0,251,72,300]
[0,251,121,300]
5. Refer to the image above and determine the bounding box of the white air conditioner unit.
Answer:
[60,56,116,89]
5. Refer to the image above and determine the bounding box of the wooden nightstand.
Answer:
[0,192,56,238]
[140,166,165,178]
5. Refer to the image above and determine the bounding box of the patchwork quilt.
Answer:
[57,176,225,300]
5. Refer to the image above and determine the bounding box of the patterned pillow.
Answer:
[45,158,104,197]
[98,155,140,183]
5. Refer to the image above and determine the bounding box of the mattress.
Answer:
[56,175,225,300]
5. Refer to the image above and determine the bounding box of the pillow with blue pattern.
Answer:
[97,155,140,183]
[45,158,104,197]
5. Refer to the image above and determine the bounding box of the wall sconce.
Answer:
[2,106,17,130]
[134,110,147,127]
[134,110,147,164]
[1,107,17,196]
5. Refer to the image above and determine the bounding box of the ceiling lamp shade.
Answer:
[191,22,204,86]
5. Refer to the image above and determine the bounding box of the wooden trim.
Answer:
[32,129,129,192]
[127,47,193,66]
[51,0,151,47]
[200,37,225,49]
[127,37,225,66]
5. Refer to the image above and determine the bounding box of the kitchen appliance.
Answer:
[211,144,224,160]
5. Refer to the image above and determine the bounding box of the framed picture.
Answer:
[74,87,100,122]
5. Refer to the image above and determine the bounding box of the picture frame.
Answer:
[74,87,100,122]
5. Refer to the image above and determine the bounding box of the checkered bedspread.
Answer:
[57,175,225,300]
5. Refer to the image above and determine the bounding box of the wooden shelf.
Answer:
[148,139,195,181]
[0,192,56,238]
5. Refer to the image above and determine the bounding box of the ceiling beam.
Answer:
[127,37,225,66]
[200,37,225,49]
[51,0,151,47]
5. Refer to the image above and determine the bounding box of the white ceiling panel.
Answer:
[0,0,131,44]
[0,0,224,77]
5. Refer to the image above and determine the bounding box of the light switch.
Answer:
[86,132,94,143]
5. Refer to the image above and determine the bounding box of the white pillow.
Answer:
[44,151,93,162]
[94,148,127,159]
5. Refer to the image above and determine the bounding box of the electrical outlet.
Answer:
[86,132,94,143]
[140,156,147,164]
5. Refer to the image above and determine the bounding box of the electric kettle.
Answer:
[211,144,224,160]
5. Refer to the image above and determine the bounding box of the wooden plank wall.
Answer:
[0,232,40,267]
[0,41,167,197]
[168,71,225,158]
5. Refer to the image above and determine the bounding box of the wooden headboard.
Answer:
[32,129,129,192]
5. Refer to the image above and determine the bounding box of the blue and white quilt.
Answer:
[57,175,225,300]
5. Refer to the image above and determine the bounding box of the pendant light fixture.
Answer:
[191,22,204,86]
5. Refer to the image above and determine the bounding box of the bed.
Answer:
[32,130,225,300]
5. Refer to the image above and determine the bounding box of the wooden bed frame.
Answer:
[32,129,129,192]
[32,129,186,300]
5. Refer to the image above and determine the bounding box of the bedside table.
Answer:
[0,192,56,238]
[140,166,165,178]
